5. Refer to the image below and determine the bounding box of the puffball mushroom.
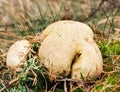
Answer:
[38,20,103,80]
[6,40,31,69]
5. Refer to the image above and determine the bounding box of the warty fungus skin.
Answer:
[38,20,103,80]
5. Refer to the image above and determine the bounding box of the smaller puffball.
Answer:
[6,40,31,69]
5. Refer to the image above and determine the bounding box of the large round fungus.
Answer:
[38,20,103,80]
[6,40,31,69]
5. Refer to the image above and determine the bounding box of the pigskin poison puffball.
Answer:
[6,40,31,69]
[38,20,103,80]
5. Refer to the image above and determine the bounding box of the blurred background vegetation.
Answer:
[0,0,120,92]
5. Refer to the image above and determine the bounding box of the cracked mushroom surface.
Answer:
[38,20,103,80]
[6,40,31,69]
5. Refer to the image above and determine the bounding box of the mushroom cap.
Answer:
[38,20,103,80]
[6,40,31,69]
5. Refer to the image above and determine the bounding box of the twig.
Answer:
[31,69,37,86]
[64,0,71,20]
[64,79,67,92]
[25,84,32,92]
[0,68,30,92]
[89,0,107,18]
[40,71,48,92]
[48,83,58,92]
[69,81,73,92]
[0,78,19,92]
[57,78,93,92]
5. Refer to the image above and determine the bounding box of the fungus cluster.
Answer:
[6,20,103,80]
